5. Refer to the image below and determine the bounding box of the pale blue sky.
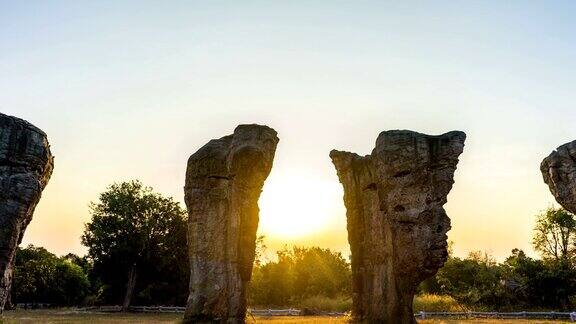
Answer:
[2,1,576,259]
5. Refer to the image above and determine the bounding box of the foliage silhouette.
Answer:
[81,180,188,307]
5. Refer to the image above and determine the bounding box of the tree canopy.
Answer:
[13,245,89,306]
[249,245,351,307]
[81,180,188,307]
[532,207,576,262]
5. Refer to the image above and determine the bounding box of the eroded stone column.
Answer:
[330,130,465,323]
[0,113,53,311]
[541,140,576,214]
[184,124,278,323]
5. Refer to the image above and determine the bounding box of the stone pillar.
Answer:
[541,140,576,214]
[0,113,53,311]
[330,130,465,323]
[184,124,278,323]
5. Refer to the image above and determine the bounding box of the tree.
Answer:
[12,245,89,306]
[419,249,512,309]
[52,259,91,305]
[290,247,351,298]
[62,253,91,274]
[502,248,576,309]
[253,235,267,267]
[440,252,505,307]
[419,247,576,311]
[249,245,351,307]
[533,207,576,262]
[81,180,188,308]
[250,249,295,306]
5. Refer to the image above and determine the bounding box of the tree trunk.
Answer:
[5,288,13,311]
[122,264,137,311]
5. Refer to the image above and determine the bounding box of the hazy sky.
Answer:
[2,1,576,260]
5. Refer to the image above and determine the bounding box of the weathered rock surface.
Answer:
[330,130,465,323]
[184,125,278,323]
[541,140,576,214]
[0,113,53,311]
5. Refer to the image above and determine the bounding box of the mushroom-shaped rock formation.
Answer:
[0,113,53,311]
[183,124,278,323]
[541,140,576,214]
[330,130,465,323]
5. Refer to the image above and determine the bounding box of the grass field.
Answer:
[0,310,571,323]
[1,309,180,323]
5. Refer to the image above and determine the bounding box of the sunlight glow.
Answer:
[258,173,345,239]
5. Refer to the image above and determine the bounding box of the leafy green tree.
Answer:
[253,235,267,267]
[81,180,188,308]
[12,245,89,305]
[62,253,91,274]
[420,250,509,309]
[290,247,350,298]
[420,247,576,311]
[249,245,351,306]
[250,249,294,306]
[533,207,576,262]
[502,248,576,309]
[52,260,91,305]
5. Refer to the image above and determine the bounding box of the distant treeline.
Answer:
[251,207,576,311]
[249,243,351,311]
[419,207,576,311]
[10,181,576,311]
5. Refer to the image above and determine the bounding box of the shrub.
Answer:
[297,295,352,312]
[413,294,465,312]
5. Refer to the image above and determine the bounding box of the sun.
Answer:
[258,173,344,239]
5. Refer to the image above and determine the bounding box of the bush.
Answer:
[413,294,465,312]
[298,295,352,312]
[249,246,351,307]
[13,245,90,306]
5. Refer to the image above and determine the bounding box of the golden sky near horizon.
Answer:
[3,1,576,261]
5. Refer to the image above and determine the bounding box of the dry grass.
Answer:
[253,294,464,313]
[0,310,570,323]
[1,309,180,323]
[297,295,352,312]
[247,316,348,323]
[249,320,571,324]
[413,294,466,312]
[420,321,567,324]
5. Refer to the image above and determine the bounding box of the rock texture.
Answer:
[184,125,278,323]
[541,140,576,214]
[330,130,465,323]
[0,113,53,311]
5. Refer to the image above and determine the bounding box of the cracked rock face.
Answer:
[0,113,53,311]
[184,125,278,323]
[330,130,465,324]
[541,140,576,214]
